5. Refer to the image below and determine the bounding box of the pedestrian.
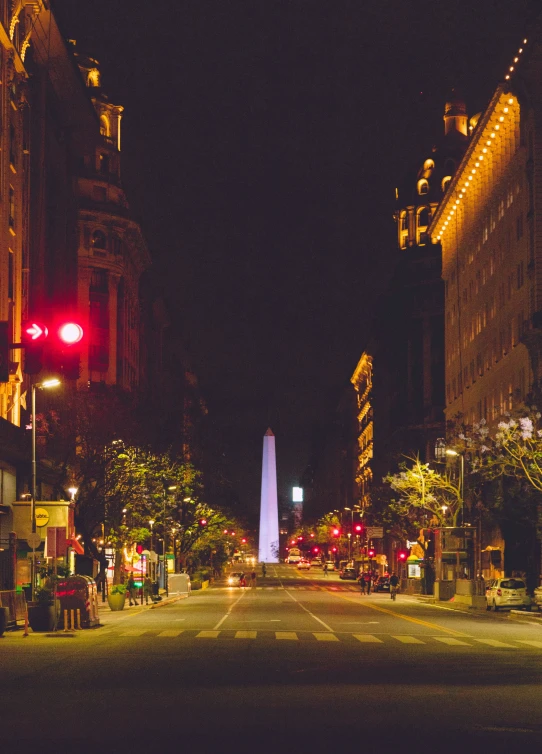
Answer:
[364,571,372,595]
[239,572,247,588]
[389,572,399,600]
[358,571,366,595]
[251,571,257,587]
[323,562,328,577]
[262,563,267,578]
[144,574,153,605]
[127,573,139,606]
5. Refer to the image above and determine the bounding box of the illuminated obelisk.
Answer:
[258,428,279,563]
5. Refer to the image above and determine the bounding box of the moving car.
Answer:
[374,576,391,592]
[324,561,336,571]
[339,567,357,580]
[485,577,530,611]
[227,572,244,586]
[297,560,311,570]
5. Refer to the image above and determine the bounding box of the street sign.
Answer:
[366,526,384,539]
[26,533,41,549]
[46,526,67,558]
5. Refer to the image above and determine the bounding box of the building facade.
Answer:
[351,352,373,510]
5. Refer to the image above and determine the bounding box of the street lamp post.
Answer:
[161,481,177,597]
[446,449,464,525]
[31,379,61,534]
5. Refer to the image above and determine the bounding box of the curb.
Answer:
[508,609,542,623]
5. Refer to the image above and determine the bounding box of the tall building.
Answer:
[430,35,533,427]
[351,352,373,510]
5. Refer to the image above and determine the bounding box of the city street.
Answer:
[1,564,542,753]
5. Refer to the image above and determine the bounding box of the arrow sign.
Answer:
[23,322,49,343]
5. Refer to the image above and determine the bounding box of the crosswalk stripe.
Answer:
[275,631,298,640]
[120,630,146,636]
[196,630,220,638]
[235,631,257,639]
[313,632,339,642]
[517,640,542,648]
[474,639,517,648]
[433,637,471,646]
[393,635,425,644]
[353,634,383,643]
[157,630,183,637]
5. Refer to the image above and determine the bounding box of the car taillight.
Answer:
[497,589,502,596]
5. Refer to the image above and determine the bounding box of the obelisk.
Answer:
[258,428,279,563]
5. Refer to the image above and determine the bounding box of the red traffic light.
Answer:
[331,546,337,552]
[199,518,207,526]
[313,547,319,553]
[241,538,247,544]
[332,528,340,537]
[398,550,408,561]
[368,548,375,558]
[354,524,363,533]
[23,322,48,342]
[58,322,83,345]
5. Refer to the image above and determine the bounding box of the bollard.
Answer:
[63,609,69,632]
[70,609,75,631]
[76,609,81,630]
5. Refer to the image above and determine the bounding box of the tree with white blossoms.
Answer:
[468,411,542,492]
[384,456,462,527]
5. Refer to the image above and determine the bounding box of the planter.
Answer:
[107,592,126,611]
[27,603,58,632]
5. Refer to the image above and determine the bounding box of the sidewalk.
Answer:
[96,590,188,626]
[416,593,542,621]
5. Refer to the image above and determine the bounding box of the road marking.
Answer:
[120,630,146,636]
[196,630,220,638]
[284,589,334,632]
[235,631,257,639]
[333,593,471,637]
[157,630,183,637]
[517,640,542,648]
[433,637,471,646]
[276,631,298,640]
[393,635,425,644]
[474,639,517,648]
[313,632,339,641]
[353,634,383,643]
[213,591,246,630]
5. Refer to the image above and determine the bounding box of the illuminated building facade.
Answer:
[430,35,535,427]
[351,353,373,509]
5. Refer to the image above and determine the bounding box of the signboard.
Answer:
[26,533,42,550]
[35,508,50,527]
[366,527,384,539]
[46,526,67,558]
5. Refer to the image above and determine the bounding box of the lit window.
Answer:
[441,176,452,192]
[417,179,429,195]
[100,115,110,137]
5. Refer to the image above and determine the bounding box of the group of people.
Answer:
[238,564,267,588]
[126,573,155,606]
[357,570,399,598]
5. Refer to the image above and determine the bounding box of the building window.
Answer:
[417,207,430,245]
[98,153,110,175]
[90,269,108,293]
[398,210,408,249]
[441,176,452,192]
[92,230,107,250]
[417,179,429,196]
[100,114,110,137]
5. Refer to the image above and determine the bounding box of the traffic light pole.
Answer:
[31,384,37,534]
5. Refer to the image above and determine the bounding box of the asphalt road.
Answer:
[2,564,542,754]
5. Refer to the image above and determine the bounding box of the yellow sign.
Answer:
[35,508,50,527]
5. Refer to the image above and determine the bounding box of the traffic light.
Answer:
[354,524,363,534]
[332,528,340,537]
[199,518,207,526]
[56,321,84,380]
[241,538,247,544]
[313,547,319,553]
[368,548,375,558]
[331,546,337,553]
[0,321,9,382]
[397,550,408,562]
[22,321,48,375]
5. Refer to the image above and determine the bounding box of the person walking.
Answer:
[261,563,267,578]
[389,572,399,600]
[239,572,247,588]
[144,574,153,605]
[358,571,366,595]
[364,571,372,596]
[323,562,328,577]
[251,571,257,588]
[127,573,139,606]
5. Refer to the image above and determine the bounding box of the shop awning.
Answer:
[67,538,85,555]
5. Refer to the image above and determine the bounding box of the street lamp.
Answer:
[149,519,155,554]
[162,481,177,597]
[446,449,464,525]
[347,532,352,562]
[31,379,61,533]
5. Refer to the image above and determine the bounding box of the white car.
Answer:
[296,560,311,570]
[227,572,244,586]
[485,577,530,611]
[324,561,335,571]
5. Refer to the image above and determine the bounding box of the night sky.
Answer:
[53,0,539,517]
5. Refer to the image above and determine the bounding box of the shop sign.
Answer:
[35,508,49,527]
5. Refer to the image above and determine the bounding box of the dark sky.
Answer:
[54,0,539,516]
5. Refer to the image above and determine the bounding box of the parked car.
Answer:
[374,576,391,592]
[485,577,530,611]
[339,567,357,580]
[297,560,311,570]
[533,586,542,612]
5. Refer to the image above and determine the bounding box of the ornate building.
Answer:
[351,352,373,509]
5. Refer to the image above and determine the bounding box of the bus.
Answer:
[287,547,302,564]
